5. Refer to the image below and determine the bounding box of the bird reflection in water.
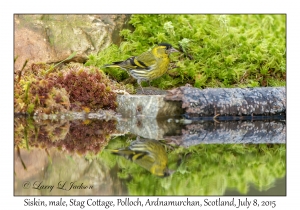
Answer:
[110,137,173,177]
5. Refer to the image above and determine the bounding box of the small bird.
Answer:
[102,43,178,93]
[109,137,173,177]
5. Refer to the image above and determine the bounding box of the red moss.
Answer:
[14,63,118,115]
[59,67,117,111]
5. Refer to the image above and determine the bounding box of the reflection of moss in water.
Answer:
[59,120,116,155]
[103,138,285,195]
[167,144,285,195]
[86,135,131,167]
[14,117,116,155]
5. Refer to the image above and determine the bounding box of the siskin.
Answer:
[102,43,178,93]
[109,137,173,177]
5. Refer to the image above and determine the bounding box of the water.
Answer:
[14,117,286,196]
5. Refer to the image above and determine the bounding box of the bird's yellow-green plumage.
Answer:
[102,43,178,93]
[109,137,172,177]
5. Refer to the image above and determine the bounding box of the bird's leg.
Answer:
[137,79,144,94]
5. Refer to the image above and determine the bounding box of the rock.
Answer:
[14,14,131,71]
[165,86,286,118]
[116,94,183,118]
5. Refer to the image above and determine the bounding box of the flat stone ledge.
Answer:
[116,95,183,118]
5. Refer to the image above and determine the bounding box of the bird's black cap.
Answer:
[158,43,173,49]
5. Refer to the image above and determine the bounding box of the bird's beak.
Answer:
[169,47,179,53]
[163,169,176,177]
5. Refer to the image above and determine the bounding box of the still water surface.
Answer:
[14,117,286,196]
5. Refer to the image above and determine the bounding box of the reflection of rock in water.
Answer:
[165,120,286,147]
[116,117,182,140]
[14,147,127,195]
[14,117,116,155]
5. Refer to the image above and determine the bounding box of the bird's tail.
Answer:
[102,61,123,69]
[102,64,117,68]
[107,149,147,161]
[107,149,133,157]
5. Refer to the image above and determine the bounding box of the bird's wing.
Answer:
[134,153,156,168]
[134,51,157,69]
[110,148,149,162]
[103,50,157,71]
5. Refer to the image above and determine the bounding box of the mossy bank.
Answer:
[86,14,286,90]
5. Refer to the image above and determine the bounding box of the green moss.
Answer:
[26,103,35,115]
[85,44,129,82]
[86,14,286,90]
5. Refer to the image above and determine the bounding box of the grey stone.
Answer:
[116,94,183,118]
[165,86,286,117]
[14,14,130,71]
